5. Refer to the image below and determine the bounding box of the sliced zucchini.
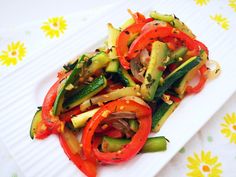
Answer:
[63,57,79,72]
[30,107,42,139]
[141,136,168,152]
[118,67,136,87]
[152,102,179,132]
[80,86,140,111]
[101,136,168,153]
[107,23,120,59]
[53,55,86,115]
[166,47,188,65]
[155,56,202,98]
[102,136,130,153]
[150,11,175,22]
[174,51,208,95]
[86,52,111,75]
[71,108,100,128]
[106,59,119,73]
[64,75,107,110]
[141,41,168,101]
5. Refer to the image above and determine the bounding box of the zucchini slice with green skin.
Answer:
[106,59,120,73]
[174,51,208,95]
[53,52,110,115]
[141,136,168,152]
[30,107,42,139]
[152,102,179,132]
[53,55,86,115]
[101,136,168,153]
[141,41,168,101]
[166,47,188,65]
[118,67,136,87]
[63,58,79,72]
[80,86,140,111]
[86,52,111,75]
[155,56,202,98]
[107,23,120,59]
[150,11,175,22]
[63,75,107,110]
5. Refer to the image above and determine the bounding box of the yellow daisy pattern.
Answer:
[0,41,26,66]
[221,113,236,144]
[41,16,67,38]
[210,14,230,30]
[187,151,222,177]
[194,0,210,6]
[229,0,236,12]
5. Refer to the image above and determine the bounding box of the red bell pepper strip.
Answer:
[162,37,182,51]
[116,23,147,70]
[128,26,200,60]
[59,106,82,122]
[41,80,64,134]
[81,99,152,164]
[116,19,153,69]
[59,131,97,177]
[102,128,123,138]
[186,64,207,94]
[194,39,209,55]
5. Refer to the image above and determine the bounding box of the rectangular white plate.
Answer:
[1,1,236,177]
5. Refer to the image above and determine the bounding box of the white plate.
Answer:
[1,1,236,177]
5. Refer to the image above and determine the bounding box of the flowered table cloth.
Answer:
[0,1,235,177]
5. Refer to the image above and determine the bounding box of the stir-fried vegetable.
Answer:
[29,9,220,177]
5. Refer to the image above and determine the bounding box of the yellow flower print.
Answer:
[0,41,26,66]
[41,16,67,38]
[210,14,230,30]
[194,0,210,6]
[229,0,236,12]
[187,151,222,177]
[221,113,236,144]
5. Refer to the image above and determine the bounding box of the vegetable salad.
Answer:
[30,10,220,177]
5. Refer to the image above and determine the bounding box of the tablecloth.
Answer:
[0,0,235,177]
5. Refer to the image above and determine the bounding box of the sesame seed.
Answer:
[102,110,110,118]
[135,84,140,90]
[101,124,108,130]
[88,76,94,82]
[178,57,183,61]
[120,106,124,110]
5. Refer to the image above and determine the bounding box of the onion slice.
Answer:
[130,58,145,82]
[206,60,221,80]
[108,112,136,119]
[139,49,150,67]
